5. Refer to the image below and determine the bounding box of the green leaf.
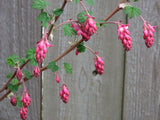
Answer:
[37,12,50,27]
[98,20,107,27]
[26,48,37,66]
[8,84,18,92]
[85,0,94,5]
[32,0,49,10]
[6,55,19,67]
[19,57,27,66]
[134,0,139,2]
[47,61,59,72]
[16,95,22,108]
[23,70,32,79]
[73,0,80,4]
[124,6,141,19]
[63,24,77,37]
[12,78,19,85]
[64,63,72,74]
[96,23,100,30]
[52,8,63,16]
[77,10,93,23]
[6,73,12,79]
[77,42,86,53]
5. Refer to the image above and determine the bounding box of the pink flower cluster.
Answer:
[94,55,104,75]
[72,16,97,41]
[16,67,22,81]
[60,84,69,103]
[34,65,40,78]
[20,91,31,120]
[20,107,28,120]
[143,23,156,48]
[21,92,31,108]
[36,37,53,64]
[117,23,132,51]
[10,95,17,106]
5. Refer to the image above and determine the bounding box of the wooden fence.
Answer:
[0,0,160,120]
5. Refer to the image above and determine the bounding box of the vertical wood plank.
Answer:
[42,0,125,120]
[123,0,160,120]
[0,0,41,119]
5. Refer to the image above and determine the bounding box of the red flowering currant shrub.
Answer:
[0,0,157,120]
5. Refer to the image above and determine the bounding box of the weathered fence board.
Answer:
[42,0,125,120]
[123,0,160,120]
[0,0,41,120]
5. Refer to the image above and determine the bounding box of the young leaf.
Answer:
[32,0,49,10]
[77,42,86,53]
[124,6,141,19]
[16,95,22,108]
[63,24,77,37]
[98,20,107,27]
[6,55,19,67]
[64,63,72,74]
[6,73,13,79]
[19,57,27,66]
[134,0,139,2]
[26,48,37,66]
[8,84,18,92]
[77,10,93,23]
[12,78,19,85]
[23,70,32,79]
[47,61,59,72]
[85,0,94,6]
[96,23,100,30]
[37,12,50,27]
[52,8,63,16]
[73,0,80,4]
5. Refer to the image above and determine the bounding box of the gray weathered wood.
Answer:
[42,0,125,120]
[0,0,41,120]
[123,0,160,120]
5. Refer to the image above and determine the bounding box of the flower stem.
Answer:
[53,20,77,30]
[80,1,89,16]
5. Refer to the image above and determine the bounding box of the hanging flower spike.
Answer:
[143,23,156,48]
[117,23,132,51]
[94,55,104,75]
[16,67,22,81]
[71,15,97,42]
[20,107,28,120]
[60,83,69,103]
[34,65,40,78]
[10,95,17,106]
[21,91,31,108]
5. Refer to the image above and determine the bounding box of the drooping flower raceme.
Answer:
[21,91,31,108]
[117,23,132,51]
[20,107,28,120]
[143,23,156,48]
[34,65,40,78]
[10,95,17,106]
[60,83,69,103]
[94,55,104,75]
[72,15,97,41]
[16,67,22,81]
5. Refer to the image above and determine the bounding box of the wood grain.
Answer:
[42,0,125,120]
[123,0,160,120]
[0,0,41,120]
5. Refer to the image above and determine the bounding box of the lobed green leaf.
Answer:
[47,61,59,72]
[124,6,141,19]
[63,24,77,37]
[85,0,94,6]
[37,12,50,27]
[77,42,86,53]
[52,8,63,16]
[6,55,19,67]
[16,95,22,108]
[73,0,80,4]
[64,63,72,74]
[23,70,32,79]
[32,0,49,10]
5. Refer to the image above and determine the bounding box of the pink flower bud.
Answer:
[34,65,40,78]
[16,67,22,81]
[20,107,28,120]
[55,73,59,83]
[21,92,31,108]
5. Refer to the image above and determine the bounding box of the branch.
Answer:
[0,0,126,101]
[0,0,68,94]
